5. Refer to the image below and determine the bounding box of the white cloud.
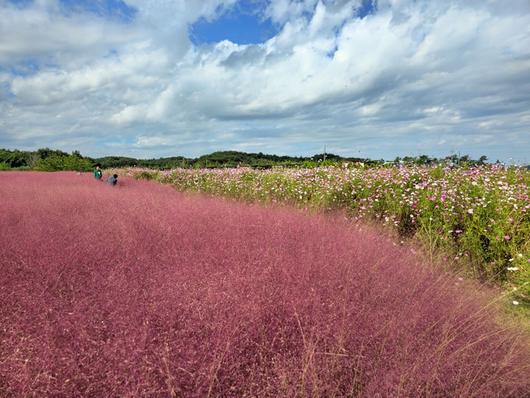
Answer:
[0,0,529,161]
[266,0,319,24]
[133,135,173,148]
[0,0,138,67]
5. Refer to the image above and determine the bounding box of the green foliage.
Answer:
[134,170,159,180]
[36,147,69,159]
[0,147,92,171]
[96,155,190,169]
[2,147,495,171]
[96,156,139,169]
[35,154,92,171]
[0,149,31,168]
[395,154,491,167]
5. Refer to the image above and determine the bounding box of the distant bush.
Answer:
[134,170,159,180]
[35,155,92,172]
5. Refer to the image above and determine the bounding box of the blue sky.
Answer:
[9,0,137,21]
[58,0,137,22]
[190,0,279,45]
[1,0,529,163]
[190,0,375,45]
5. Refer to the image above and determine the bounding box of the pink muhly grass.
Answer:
[0,171,529,397]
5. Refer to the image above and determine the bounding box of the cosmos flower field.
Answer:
[1,171,529,397]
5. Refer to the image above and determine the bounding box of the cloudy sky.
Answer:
[1,0,529,161]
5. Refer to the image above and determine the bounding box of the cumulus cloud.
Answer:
[0,0,529,161]
[0,0,138,68]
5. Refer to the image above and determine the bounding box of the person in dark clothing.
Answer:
[93,164,103,180]
[107,174,118,186]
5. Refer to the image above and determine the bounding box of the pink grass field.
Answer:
[1,172,529,397]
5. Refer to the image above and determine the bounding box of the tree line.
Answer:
[0,147,497,171]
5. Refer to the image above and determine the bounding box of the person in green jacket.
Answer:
[93,164,103,180]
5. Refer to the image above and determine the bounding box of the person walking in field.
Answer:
[107,174,118,186]
[93,164,103,180]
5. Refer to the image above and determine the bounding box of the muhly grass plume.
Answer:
[1,172,529,397]
[116,164,530,301]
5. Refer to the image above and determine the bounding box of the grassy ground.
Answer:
[115,164,530,311]
[1,172,529,396]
